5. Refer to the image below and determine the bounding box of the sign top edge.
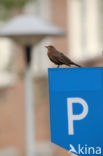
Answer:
[48,66,103,71]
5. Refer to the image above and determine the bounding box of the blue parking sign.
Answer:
[48,67,103,156]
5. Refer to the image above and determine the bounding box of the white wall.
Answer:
[67,0,102,61]
[0,37,16,87]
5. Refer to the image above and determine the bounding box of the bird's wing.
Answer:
[49,51,64,65]
[57,52,81,67]
[49,55,61,64]
[55,51,73,65]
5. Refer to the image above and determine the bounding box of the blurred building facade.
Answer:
[0,0,102,156]
[68,0,103,62]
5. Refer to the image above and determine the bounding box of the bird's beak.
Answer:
[45,46,49,48]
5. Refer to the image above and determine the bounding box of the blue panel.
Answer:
[48,67,103,156]
[48,67,102,91]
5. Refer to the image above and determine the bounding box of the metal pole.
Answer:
[25,46,36,156]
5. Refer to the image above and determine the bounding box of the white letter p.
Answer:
[67,97,88,135]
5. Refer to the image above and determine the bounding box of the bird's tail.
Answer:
[72,62,81,67]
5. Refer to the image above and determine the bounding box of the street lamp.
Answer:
[0,14,64,156]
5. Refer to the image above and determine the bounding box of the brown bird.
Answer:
[45,45,81,68]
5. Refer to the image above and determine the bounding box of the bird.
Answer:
[45,45,81,68]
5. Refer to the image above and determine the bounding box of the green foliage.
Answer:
[0,0,29,9]
[0,0,30,20]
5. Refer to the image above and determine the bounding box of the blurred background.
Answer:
[0,0,102,156]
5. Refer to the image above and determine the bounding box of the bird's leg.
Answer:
[57,65,60,68]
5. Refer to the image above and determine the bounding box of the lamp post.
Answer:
[25,45,35,156]
[0,14,64,156]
